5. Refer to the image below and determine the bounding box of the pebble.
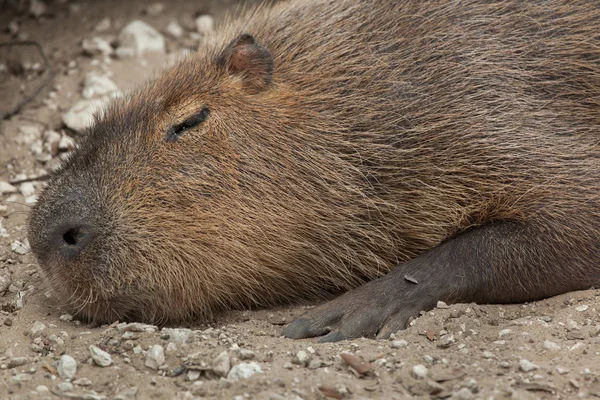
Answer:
[543,340,561,351]
[187,370,201,381]
[0,181,17,194]
[145,345,165,370]
[20,182,35,197]
[11,240,28,255]
[57,355,77,379]
[450,388,474,400]
[90,345,112,367]
[12,373,33,383]
[73,377,92,386]
[30,320,46,337]
[17,125,42,145]
[166,21,184,38]
[62,97,112,133]
[95,17,111,32]
[36,385,50,394]
[82,72,119,99]
[29,0,47,18]
[58,135,76,152]
[212,351,231,377]
[195,15,214,35]
[43,129,62,155]
[59,314,74,321]
[436,301,449,309]
[82,37,114,57]
[117,20,165,58]
[498,329,512,338]
[293,350,310,367]
[519,359,539,372]
[412,364,429,379]
[576,305,589,312]
[238,349,255,360]
[0,269,12,293]
[161,327,192,344]
[8,357,29,368]
[227,362,262,381]
[114,387,138,400]
[57,381,73,392]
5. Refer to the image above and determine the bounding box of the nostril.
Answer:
[63,227,87,246]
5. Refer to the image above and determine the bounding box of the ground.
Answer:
[1,1,600,399]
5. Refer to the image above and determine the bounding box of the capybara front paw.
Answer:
[283,277,433,342]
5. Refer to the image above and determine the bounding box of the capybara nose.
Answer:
[52,223,94,259]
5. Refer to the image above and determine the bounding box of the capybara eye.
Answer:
[165,107,210,142]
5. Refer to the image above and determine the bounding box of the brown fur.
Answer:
[29,0,599,328]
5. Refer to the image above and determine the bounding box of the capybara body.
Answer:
[29,0,600,340]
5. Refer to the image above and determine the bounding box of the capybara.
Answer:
[28,0,599,342]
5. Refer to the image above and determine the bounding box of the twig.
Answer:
[0,40,55,134]
[9,174,50,185]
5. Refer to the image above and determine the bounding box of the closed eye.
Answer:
[165,107,210,142]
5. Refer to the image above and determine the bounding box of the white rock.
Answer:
[17,125,42,145]
[450,388,474,400]
[227,362,262,381]
[73,377,92,386]
[543,340,561,351]
[117,20,165,58]
[411,364,428,379]
[145,345,165,370]
[498,329,512,338]
[43,130,62,155]
[36,385,50,394]
[57,355,77,379]
[0,269,11,293]
[57,381,73,392]
[0,181,17,194]
[166,20,184,38]
[11,240,28,255]
[82,72,119,99]
[436,301,449,309]
[187,370,200,381]
[20,182,35,197]
[30,320,46,337]
[391,339,408,349]
[29,0,47,18]
[82,37,113,56]
[95,18,112,32]
[90,345,112,367]
[293,350,310,366]
[576,305,589,312]
[519,359,538,372]
[195,15,214,35]
[162,328,192,344]
[212,351,230,377]
[62,97,111,133]
[59,314,73,321]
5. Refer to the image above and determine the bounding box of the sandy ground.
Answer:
[1,1,600,399]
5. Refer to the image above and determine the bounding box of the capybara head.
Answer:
[27,25,400,324]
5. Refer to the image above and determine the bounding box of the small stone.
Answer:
[0,181,17,194]
[145,345,165,370]
[90,345,112,367]
[556,366,569,375]
[82,72,119,99]
[0,269,12,293]
[95,17,111,32]
[146,3,164,16]
[543,340,561,351]
[30,321,46,337]
[436,301,449,309]
[283,362,293,370]
[20,182,35,197]
[11,240,28,255]
[8,357,29,368]
[166,21,184,38]
[498,329,512,338]
[117,20,165,58]
[36,385,50,394]
[82,37,113,56]
[519,359,539,372]
[575,305,589,312]
[62,97,112,133]
[57,355,77,379]
[195,15,214,35]
[450,388,474,400]
[308,359,323,369]
[412,364,429,379]
[73,378,92,386]
[29,0,47,18]
[293,350,310,367]
[238,349,255,360]
[161,328,192,344]
[59,314,74,322]
[12,373,32,383]
[43,130,62,155]
[227,362,262,381]
[187,369,201,381]
[57,381,73,392]
[340,353,372,375]
[212,351,231,377]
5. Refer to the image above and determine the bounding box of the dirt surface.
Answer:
[1,1,600,399]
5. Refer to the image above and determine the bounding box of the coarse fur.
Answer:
[29,0,599,331]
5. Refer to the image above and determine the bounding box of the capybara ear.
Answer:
[217,34,273,93]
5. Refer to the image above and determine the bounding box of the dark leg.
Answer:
[283,219,599,342]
